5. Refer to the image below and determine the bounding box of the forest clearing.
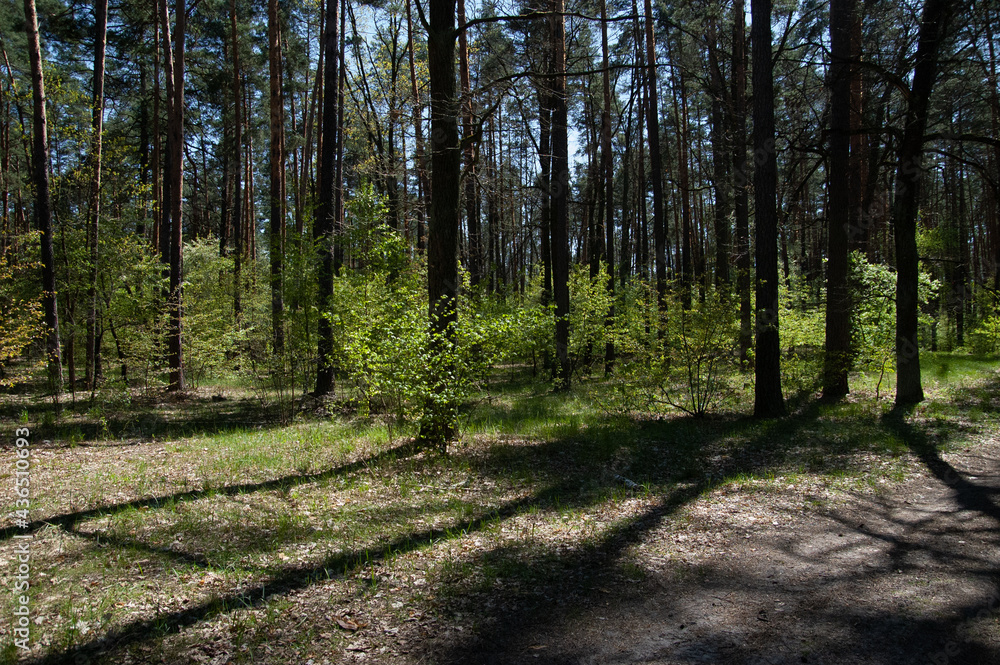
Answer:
[1,357,999,664]
[2,0,1000,660]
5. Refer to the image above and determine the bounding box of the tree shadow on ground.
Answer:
[18,383,1000,664]
[418,380,1000,664]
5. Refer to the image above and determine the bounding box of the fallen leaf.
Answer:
[337,617,360,631]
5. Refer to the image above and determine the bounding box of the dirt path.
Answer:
[420,437,1000,664]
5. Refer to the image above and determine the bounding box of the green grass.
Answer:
[1,353,997,663]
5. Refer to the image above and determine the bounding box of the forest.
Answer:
[1,0,1000,662]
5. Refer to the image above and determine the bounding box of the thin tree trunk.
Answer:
[458,0,480,286]
[85,0,108,392]
[643,0,667,316]
[600,0,615,372]
[406,0,428,252]
[732,0,751,366]
[229,0,244,320]
[268,0,285,353]
[25,0,63,397]
[707,17,732,288]
[751,0,785,418]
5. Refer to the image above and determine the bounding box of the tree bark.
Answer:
[314,0,340,397]
[751,0,785,418]
[643,0,667,316]
[24,0,63,397]
[166,0,186,391]
[229,0,244,320]
[732,0,752,366]
[550,0,571,387]
[422,0,462,442]
[268,0,285,354]
[86,0,108,391]
[600,0,615,372]
[894,0,954,406]
[822,0,855,400]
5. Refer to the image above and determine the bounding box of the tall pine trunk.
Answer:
[24,0,63,397]
[314,0,340,397]
[751,0,785,418]
[421,0,462,443]
[643,0,667,316]
[550,0,572,387]
[268,0,285,354]
[822,0,855,400]
[732,0,751,365]
[894,0,954,406]
[166,0,186,391]
[85,0,108,391]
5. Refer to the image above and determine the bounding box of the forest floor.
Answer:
[0,354,998,664]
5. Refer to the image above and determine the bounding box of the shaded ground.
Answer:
[423,432,1000,665]
[1,370,998,665]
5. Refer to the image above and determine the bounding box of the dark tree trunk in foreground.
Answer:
[420,0,461,444]
[85,0,108,391]
[550,0,571,387]
[894,0,954,406]
[166,0,186,391]
[268,0,285,354]
[314,0,339,397]
[25,0,62,396]
[823,0,855,400]
[751,0,785,418]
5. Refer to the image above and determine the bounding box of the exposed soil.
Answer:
[415,436,1000,665]
[3,389,998,665]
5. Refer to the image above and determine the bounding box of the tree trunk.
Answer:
[600,0,615,372]
[894,0,954,406]
[422,0,462,443]
[643,0,667,316]
[707,17,732,288]
[458,0,480,287]
[751,0,785,418]
[85,0,108,391]
[406,0,428,252]
[822,0,855,400]
[25,0,62,398]
[230,0,244,320]
[268,0,285,354]
[732,0,752,366]
[166,0,186,391]
[314,0,340,397]
[550,0,571,387]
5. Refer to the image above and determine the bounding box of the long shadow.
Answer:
[0,393,295,446]
[0,439,425,543]
[886,405,1000,524]
[22,402,824,664]
[423,395,1000,664]
[23,395,976,664]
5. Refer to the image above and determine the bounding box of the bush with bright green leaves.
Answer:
[0,238,45,387]
[605,285,739,417]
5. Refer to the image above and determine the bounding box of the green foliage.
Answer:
[968,315,1000,354]
[0,238,45,386]
[607,286,739,417]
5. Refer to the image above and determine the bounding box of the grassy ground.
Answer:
[0,352,997,663]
